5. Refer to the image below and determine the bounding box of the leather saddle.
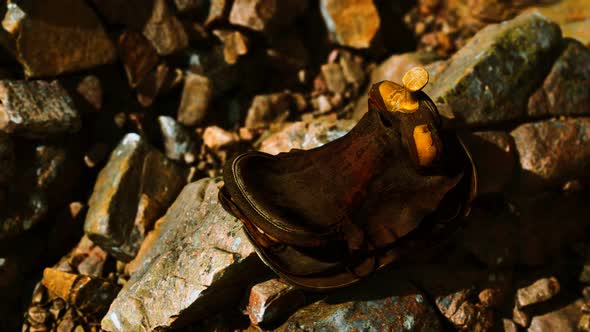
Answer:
[220,67,477,290]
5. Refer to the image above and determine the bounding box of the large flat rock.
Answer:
[101,178,265,331]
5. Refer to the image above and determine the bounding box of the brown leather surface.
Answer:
[220,80,477,290]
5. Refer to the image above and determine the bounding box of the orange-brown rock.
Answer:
[142,0,189,56]
[1,0,116,77]
[177,73,213,126]
[118,31,160,88]
[319,0,381,49]
[229,0,307,35]
[41,268,120,316]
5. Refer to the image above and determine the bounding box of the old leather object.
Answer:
[220,76,477,290]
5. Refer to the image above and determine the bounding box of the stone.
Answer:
[468,0,524,22]
[27,305,50,326]
[526,0,590,46]
[0,80,80,138]
[49,235,108,286]
[514,305,530,327]
[247,278,305,326]
[511,118,590,191]
[56,308,76,332]
[410,266,509,331]
[134,150,185,235]
[320,0,381,49]
[528,39,590,118]
[84,134,148,261]
[320,63,347,95]
[84,133,185,261]
[425,12,562,127]
[177,73,213,126]
[229,0,307,35]
[205,0,232,25]
[158,116,199,162]
[173,0,207,14]
[142,0,189,55]
[118,31,160,88]
[76,75,103,111]
[460,131,516,194]
[42,268,120,316]
[517,277,561,309]
[245,92,293,129]
[1,141,83,239]
[528,299,584,332]
[436,289,494,331]
[202,126,239,150]
[276,270,442,331]
[76,244,108,278]
[1,0,116,77]
[101,178,266,332]
[213,30,249,65]
[258,115,356,155]
[339,51,366,87]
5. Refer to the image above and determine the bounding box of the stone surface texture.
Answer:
[101,178,265,332]
[319,0,381,49]
[3,0,116,77]
[276,270,442,331]
[527,39,590,118]
[0,80,80,138]
[511,118,590,190]
[425,12,562,127]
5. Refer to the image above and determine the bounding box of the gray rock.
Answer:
[425,12,562,128]
[158,116,198,162]
[245,92,293,129]
[0,80,80,138]
[511,118,590,191]
[84,134,148,261]
[84,133,185,261]
[142,0,189,56]
[276,269,442,331]
[528,39,590,118]
[177,73,213,126]
[321,63,347,95]
[258,115,355,155]
[101,178,266,331]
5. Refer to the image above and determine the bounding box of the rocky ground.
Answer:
[0,0,589,331]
